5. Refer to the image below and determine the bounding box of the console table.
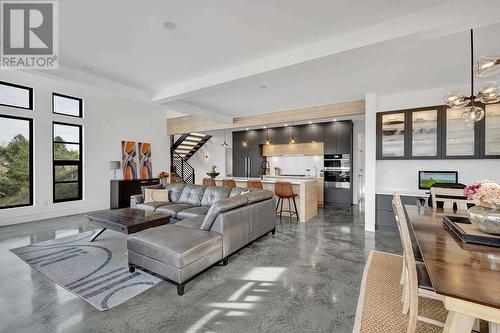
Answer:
[110,178,160,209]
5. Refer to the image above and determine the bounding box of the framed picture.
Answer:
[138,142,152,179]
[121,141,137,180]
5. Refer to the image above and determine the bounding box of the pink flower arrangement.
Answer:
[464,180,500,208]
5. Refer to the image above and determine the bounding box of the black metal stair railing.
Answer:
[171,151,195,184]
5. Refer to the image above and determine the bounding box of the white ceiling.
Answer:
[50,1,500,119]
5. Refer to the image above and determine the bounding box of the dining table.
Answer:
[406,205,500,333]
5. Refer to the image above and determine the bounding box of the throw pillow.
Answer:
[144,189,169,203]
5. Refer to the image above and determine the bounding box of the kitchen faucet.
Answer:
[260,160,270,179]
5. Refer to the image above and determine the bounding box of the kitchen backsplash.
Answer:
[267,155,323,177]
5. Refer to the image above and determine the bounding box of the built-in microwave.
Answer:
[324,154,350,171]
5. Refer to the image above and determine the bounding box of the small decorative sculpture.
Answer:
[206,165,220,179]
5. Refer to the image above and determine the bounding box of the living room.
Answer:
[1,1,500,333]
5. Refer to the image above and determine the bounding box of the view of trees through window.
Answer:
[0,116,32,209]
[53,122,82,202]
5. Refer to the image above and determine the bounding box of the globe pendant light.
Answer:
[445,29,499,122]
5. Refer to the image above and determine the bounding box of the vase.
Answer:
[467,205,500,235]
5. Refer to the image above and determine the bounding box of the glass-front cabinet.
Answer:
[444,108,476,157]
[485,104,500,157]
[411,109,439,158]
[378,112,406,159]
[377,104,499,160]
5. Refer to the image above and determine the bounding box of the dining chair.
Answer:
[393,194,446,332]
[222,179,237,188]
[202,178,216,186]
[431,187,469,211]
[247,180,263,189]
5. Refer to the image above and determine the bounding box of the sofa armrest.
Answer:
[130,194,143,208]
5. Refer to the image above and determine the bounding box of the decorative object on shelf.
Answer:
[159,171,169,185]
[444,29,500,122]
[206,165,220,179]
[464,180,500,234]
[221,129,230,148]
[109,161,121,180]
[138,142,152,179]
[121,141,137,180]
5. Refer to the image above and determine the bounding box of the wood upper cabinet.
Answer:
[262,142,323,156]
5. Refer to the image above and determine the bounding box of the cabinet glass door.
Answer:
[445,108,475,156]
[381,113,405,157]
[412,109,438,157]
[485,104,500,156]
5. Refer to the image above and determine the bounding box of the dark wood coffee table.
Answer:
[85,208,170,242]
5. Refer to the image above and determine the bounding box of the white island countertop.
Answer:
[215,177,318,185]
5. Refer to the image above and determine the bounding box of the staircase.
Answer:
[170,133,211,184]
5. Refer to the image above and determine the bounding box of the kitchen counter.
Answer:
[214,177,319,222]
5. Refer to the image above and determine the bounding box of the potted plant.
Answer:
[464,180,500,234]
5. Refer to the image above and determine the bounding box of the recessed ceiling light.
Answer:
[308,121,312,124]
[263,126,267,129]
[332,118,337,122]
[245,128,249,131]
[284,123,288,127]
[163,21,177,30]
[259,84,268,89]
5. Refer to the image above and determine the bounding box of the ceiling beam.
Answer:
[153,1,500,105]
[166,101,233,124]
[166,100,364,135]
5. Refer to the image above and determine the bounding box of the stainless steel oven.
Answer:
[324,154,351,189]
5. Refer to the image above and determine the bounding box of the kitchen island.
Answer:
[214,177,319,222]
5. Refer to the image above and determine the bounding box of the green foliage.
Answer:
[0,134,30,206]
[54,136,79,160]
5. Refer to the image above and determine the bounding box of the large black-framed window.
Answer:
[53,122,83,202]
[0,115,33,209]
[0,81,33,110]
[52,93,83,118]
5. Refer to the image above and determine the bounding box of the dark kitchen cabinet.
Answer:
[248,145,265,177]
[299,124,323,143]
[232,132,264,177]
[323,120,352,154]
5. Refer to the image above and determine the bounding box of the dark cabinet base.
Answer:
[110,178,160,209]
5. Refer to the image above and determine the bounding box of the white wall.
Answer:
[189,130,230,184]
[364,93,377,232]
[352,119,365,204]
[0,70,169,226]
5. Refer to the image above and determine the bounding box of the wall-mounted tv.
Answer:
[419,171,458,190]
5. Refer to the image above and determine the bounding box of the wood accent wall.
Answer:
[167,100,364,135]
[262,142,324,157]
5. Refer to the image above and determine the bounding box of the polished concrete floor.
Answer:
[0,205,401,333]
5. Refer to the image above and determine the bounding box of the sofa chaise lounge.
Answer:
[128,183,276,295]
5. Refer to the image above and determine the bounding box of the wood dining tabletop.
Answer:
[405,205,500,310]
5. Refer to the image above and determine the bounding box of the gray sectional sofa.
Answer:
[128,183,276,295]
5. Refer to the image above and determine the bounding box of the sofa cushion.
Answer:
[177,206,210,220]
[178,185,207,205]
[164,183,186,203]
[135,202,170,211]
[200,195,248,231]
[243,190,274,204]
[141,184,163,198]
[175,215,205,229]
[156,204,195,218]
[128,224,222,268]
[201,186,232,207]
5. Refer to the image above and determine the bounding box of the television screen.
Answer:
[419,171,458,190]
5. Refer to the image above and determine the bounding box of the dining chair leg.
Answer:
[402,268,410,315]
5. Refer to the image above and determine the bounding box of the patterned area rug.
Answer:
[10,231,161,311]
